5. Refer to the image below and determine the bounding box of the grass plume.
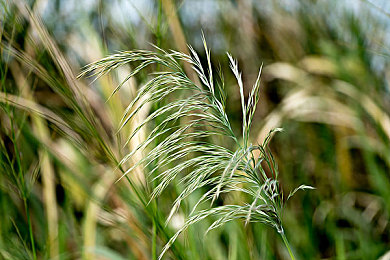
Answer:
[81,39,314,259]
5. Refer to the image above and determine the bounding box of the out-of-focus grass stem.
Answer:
[23,196,37,260]
[9,106,37,259]
[123,172,184,259]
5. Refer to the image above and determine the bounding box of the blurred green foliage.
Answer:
[0,0,389,259]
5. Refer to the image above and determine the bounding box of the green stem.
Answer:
[123,175,184,260]
[280,230,295,260]
[152,218,157,260]
[23,197,37,260]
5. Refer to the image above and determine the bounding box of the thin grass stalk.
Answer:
[23,197,36,260]
[280,231,295,260]
[152,219,157,260]
[7,103,37,259]
[10,57,60,259]
[122,175,185,260]
[152,9,163,253]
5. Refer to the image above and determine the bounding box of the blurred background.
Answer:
[1,0,390,259]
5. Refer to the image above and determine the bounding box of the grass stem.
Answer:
[123,175,184,259]
[280,230,295,260]
[152,219,157,260]
[23,197,36,260]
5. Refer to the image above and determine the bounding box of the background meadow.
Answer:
[1,0,390,259]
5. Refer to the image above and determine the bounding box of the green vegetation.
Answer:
[1,0,389,259]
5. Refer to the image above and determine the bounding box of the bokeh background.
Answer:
[1,0,390,259]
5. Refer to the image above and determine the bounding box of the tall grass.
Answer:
[0,0,389,259]
[81,38,314,259]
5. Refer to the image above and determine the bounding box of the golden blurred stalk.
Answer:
[161,0,199,84]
